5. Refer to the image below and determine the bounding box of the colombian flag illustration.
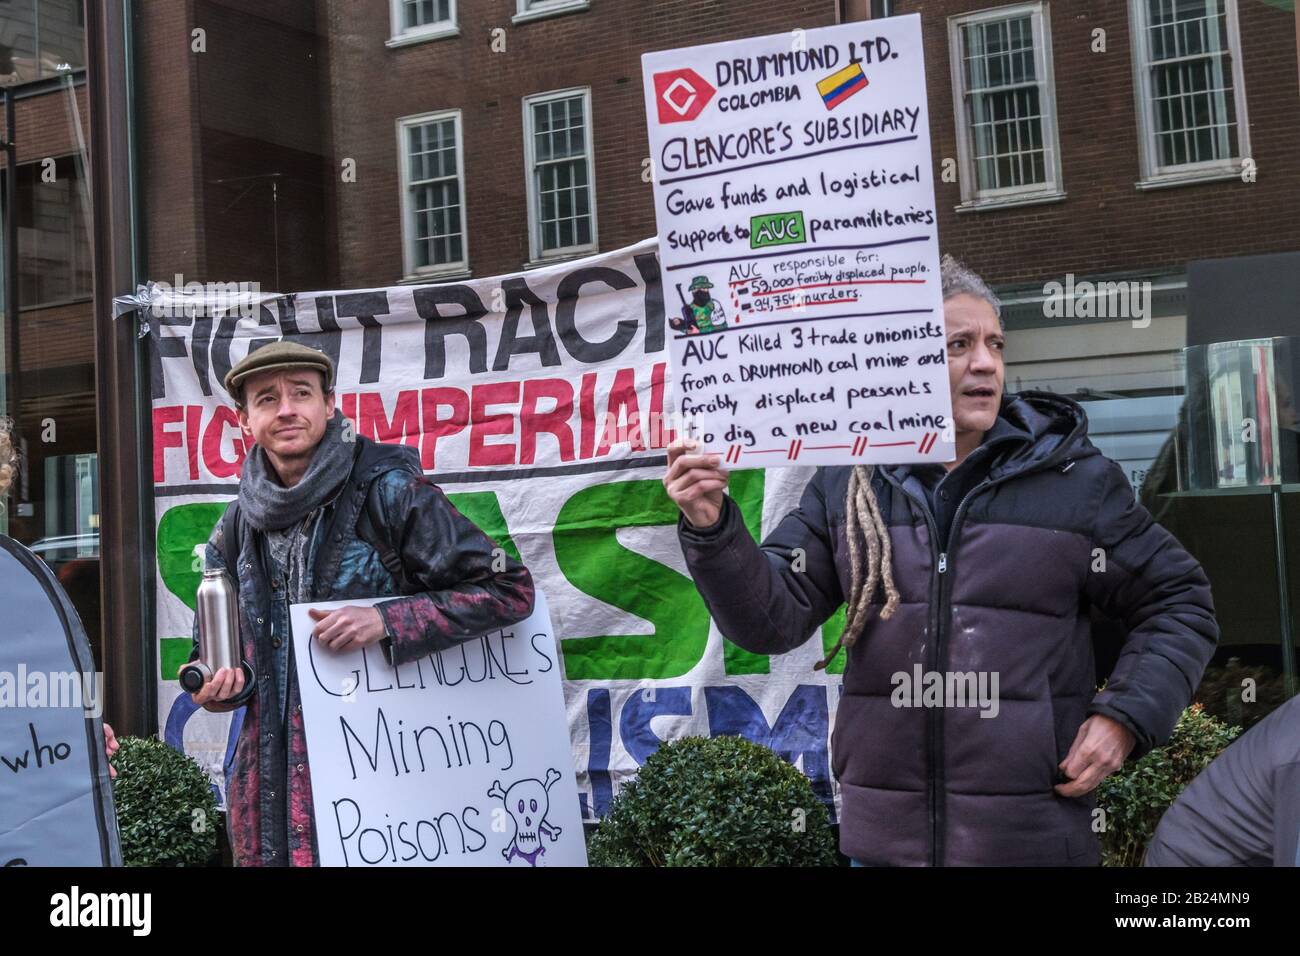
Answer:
[816,63,869,110]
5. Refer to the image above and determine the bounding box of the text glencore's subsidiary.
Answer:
[664,256,1219,866]
[184,342,536,866]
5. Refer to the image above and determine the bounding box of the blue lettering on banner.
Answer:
[583,688,614,819]
[705,685,833,811]
[583,683,836,823]
[619,686,693,764]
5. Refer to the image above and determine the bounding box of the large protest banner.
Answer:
[144,239,849,821]
[290,592,587,866]
[642,14,953,467]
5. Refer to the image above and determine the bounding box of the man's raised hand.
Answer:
[664,437,729,530]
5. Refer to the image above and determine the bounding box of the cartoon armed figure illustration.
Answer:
[671,275,728,335]
[488,768,564,866]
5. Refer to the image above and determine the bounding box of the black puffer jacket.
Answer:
[678,391,1219,866]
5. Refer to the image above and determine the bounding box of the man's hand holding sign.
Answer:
[307,606,386,653]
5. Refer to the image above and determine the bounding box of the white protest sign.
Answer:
[642,13,954,467]
[290,591,587,867]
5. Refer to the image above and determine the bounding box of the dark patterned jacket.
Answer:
[677,391,1218,866]
[191,435,535,866]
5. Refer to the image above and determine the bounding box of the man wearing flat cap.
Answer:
[185,341,536,866]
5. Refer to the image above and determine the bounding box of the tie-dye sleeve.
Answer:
[371,470,536,666]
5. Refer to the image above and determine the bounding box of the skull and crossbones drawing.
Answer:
[487,768,563,866]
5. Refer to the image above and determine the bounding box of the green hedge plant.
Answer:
[588,735,838,867]
[112,736,221,867]
[1096,704,1240,867]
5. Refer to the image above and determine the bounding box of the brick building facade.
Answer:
[901,0,1299,285]
[318,0,847,286]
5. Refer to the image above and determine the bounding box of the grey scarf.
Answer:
[238,410,355,532]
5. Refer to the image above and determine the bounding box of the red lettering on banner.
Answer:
[648,360,673,448]
[153,406,185,483]
[185,405,202,480]
[203,406,246,479]
[519,378,575,464]
[157,368,665,482]
[579,372,597,460]
[595,368,645,457]
[469,381,520,467]
[420,387,469,470]
[358,392,420,449]
[340,392,358,424]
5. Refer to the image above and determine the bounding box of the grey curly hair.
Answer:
[816,254,999,670]
[941,253,1003,328]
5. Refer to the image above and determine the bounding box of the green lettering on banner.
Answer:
[157,502,229,609]
[445,491,522,562]
[554,478,709,680]
[156,501,229,679]
[554,471,773,680]
[160,636,193,683]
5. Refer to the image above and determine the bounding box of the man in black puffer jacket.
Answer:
[665,257,1219,866]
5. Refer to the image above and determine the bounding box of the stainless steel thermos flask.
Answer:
[179,569,255,696]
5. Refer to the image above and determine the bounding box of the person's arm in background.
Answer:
[667,438,843,657]
[368,471,536,667]
[102,722,119,778]
[1144,695,1300,866]
[1062,459,1219,795]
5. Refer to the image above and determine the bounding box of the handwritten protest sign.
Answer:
[642,13,954,466]
[291,591,586,867]
[0,538,121,867]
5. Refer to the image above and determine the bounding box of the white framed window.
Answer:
[522,88,598,263]
[513,0,591,26]
[387,0,457,48]
[1128,0,1250,189]
[948,3,1065,210]
[397,110,469,279]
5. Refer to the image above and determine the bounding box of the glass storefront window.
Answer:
[0,0,85,87]
[14,154,92,306]
[0,5,95,661]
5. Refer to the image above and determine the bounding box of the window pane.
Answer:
[0,0,86,86]
[404,0,450,29]
[961,13,1049,194]
[1147,2,1239,171]
[15,156,92,305]
[529,95,593,253]
[406,118,462,266]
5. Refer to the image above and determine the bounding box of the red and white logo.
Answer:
[653,68,715,124]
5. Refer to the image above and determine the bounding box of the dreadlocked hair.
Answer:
[815,464,900,671]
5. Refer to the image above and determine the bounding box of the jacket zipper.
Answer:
[881,467,1020,866]
[878,471,945,866]
[930,476,998,867]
